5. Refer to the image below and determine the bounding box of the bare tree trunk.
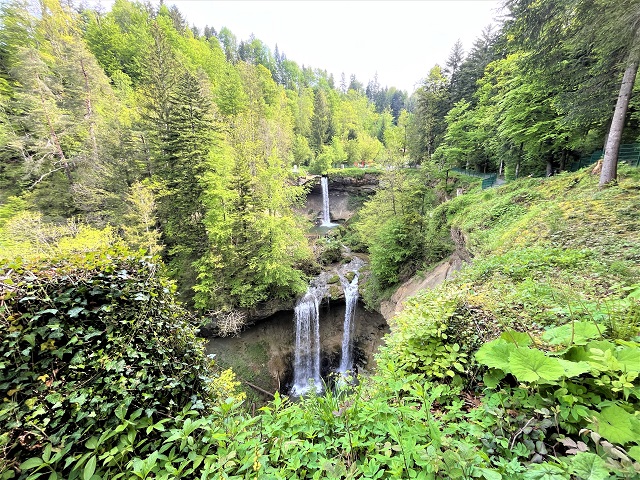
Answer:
[600,56,639,186]
[38,81,73,184]
[80,58,99,162]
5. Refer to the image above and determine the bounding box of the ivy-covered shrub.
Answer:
[0,247,240,477]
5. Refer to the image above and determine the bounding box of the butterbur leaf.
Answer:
[500,330,532,347]
[628,446,640,462]
[509,348,565,383]
[569,452,610,480]
[557,359,591,378]
[483,368,506,389]
[523,463,569,479]
[564,346,590,362]
[475,339,515,371]
[590,405,639,445]
[614,347,640,372]
[542,322,604,346]
[586,341,616,353]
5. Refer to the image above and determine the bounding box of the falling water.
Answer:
[337,257,364,374]
[291,285,325,395]
[320,176,335,226]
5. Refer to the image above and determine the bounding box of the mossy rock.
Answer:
[329,284,342,299]
[345,272,356,282]
[327,275,340,284]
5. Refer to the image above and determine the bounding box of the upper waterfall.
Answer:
[320,176,337,227]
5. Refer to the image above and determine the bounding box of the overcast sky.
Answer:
[95,0,504,94]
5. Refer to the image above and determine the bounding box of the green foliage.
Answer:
[317,236,343,265]
[475,330,640,462]
[3,0,640,478]
[1,248,241,477]
[355,168,452,294]
[327,167,382,178]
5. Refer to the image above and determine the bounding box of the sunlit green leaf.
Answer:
[542,322,604,346]
[500,330,532,347]
[509,348,564,382]
[569,452,610,480]
[523,463,568,479]
[475,339,515,371]
[83,455,96,480]
[590,405,639,445]
[557,359,591,378]
[20,457,44,470]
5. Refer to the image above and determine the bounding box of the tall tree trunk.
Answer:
[80,58,99,163]
[600,54,639,186]
[38,82,73,184]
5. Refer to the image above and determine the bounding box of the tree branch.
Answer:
[28,165,68,189]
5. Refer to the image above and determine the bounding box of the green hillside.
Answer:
[4,167,639,479]
[2,0,640,477]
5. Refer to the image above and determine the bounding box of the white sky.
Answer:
[96,0,504,94]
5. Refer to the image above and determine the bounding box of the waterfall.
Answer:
[337,257,364,373]
[291,285,325,395]
[320,176,335,226]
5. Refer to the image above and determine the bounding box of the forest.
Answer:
[1,0,639,478]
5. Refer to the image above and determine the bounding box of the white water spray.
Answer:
[337,257,364,373]
[320,176,336,226]
[291,285,325,395]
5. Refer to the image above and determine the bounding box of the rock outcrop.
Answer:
[379,228,473,320]
[301,174,379,224]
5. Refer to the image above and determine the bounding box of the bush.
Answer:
[0,247,241,477]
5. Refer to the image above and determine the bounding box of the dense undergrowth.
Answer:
[3,167,640,479]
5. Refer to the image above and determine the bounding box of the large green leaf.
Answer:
[615,347,640,372]
[542,322,604,346]
[523,463,569,480]
[586,341,616,353]
[500,329,532,347]
[475,339,515,371]
[557,359,591,378]
[628,446,640,462]
[483,368,506,389]
[569,452,610,480]
[509,348,565,383]
[590,405,639,445]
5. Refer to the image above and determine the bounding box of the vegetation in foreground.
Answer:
[2,168,639,479]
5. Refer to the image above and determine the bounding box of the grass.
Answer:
[384,166,640,367]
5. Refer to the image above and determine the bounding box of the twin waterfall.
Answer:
[292,176,362,395]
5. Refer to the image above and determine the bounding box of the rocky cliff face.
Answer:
[328,173,380,193]
[206,300,389,395]
[379,228,473,321]
[300,174,379,224]
[379,252,467,320]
